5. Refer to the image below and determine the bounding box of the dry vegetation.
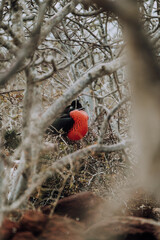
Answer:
[0,0,160,238]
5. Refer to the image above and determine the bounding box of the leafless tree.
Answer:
[0,0,159,224]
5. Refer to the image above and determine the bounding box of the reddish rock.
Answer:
[19,210,48,235]
[2,207,160,240]
[41,205,52,215]
[85,216,160,240]
[54,192,104,226]
[0,219,19,240]
[12,231,36,240]
[40,214,84,240]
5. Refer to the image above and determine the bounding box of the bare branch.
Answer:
[0,1,50,87]
[72,8,104,17]
[39,56,126,131]
[1,140,131,213]
[98,97,130,144]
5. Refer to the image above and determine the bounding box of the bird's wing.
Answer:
[49,117,74,133]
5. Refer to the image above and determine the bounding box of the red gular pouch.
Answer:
[67,110,89,141]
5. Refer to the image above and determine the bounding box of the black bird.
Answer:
[47,100,89,141]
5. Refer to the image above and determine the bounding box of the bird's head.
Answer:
[64,99,84,114]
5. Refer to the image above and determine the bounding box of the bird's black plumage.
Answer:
[50,117,74,133]
[47,100,83,134]
[62,100,83,114]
